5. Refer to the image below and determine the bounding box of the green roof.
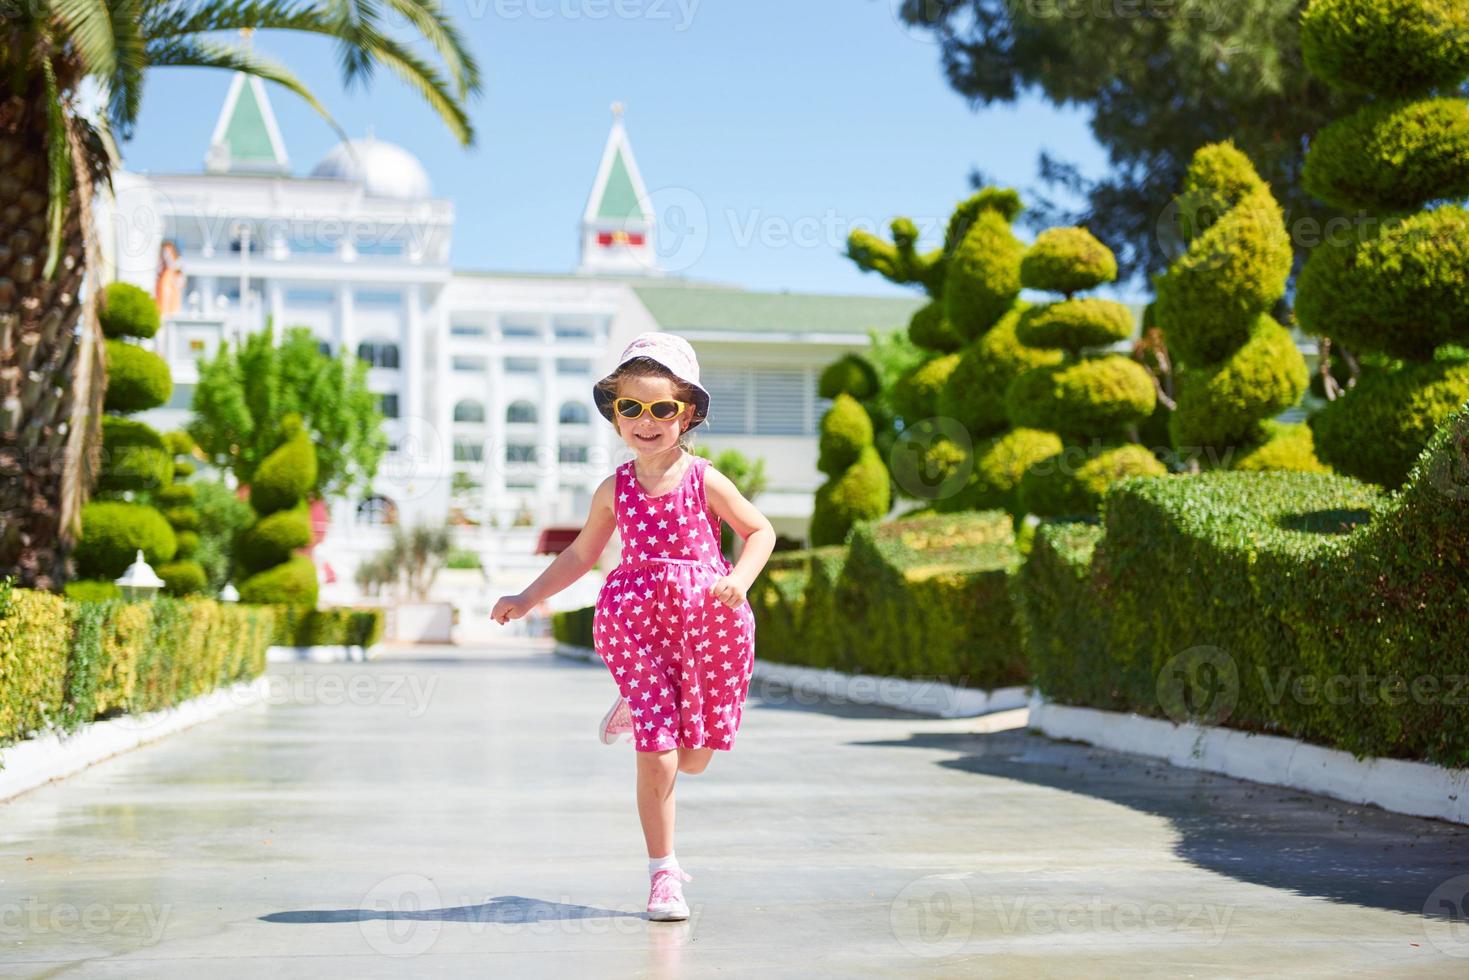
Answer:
[632,283,925,337]
[222,78,278,166]
[595,148,643,222]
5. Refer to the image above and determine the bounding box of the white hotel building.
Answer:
[104,73,921,605]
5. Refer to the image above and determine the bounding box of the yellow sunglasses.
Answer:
[614,396,692,421]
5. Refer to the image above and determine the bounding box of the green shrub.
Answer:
[1019,226,1117,295]
[942,189,1025,338]
[63,580,122,602]
[0,589,69,742]
[271,605,385,647]
[158,560,208,596]
[99,281,161,339]
[907,302,964,353]
[1302,98,1469,211]
[1005,356,1156,439]
[1232,421,1333,473]
[1296,206,1469,360]
[817,394,873,475]
[445,549,482,570]
[1168,317,1308,450]
[552,605,595,647]
[174,530,200,557]
[249,421,317,516]
[1014,298,1134,352]
[810,445,891,547]
[936,304,1061,438]
[890,353,959,424]
[937,427,1064,517]
[98,416,172,493]
[156,483,196,507]
[238,554,318,606]
[102,339,172,413]
[1300,0,1469,97]
[1308,354,1469,487]
[236,505,313,574]
[73,501,178,580]
[1018,443,1168,519]
[818,353,881,399]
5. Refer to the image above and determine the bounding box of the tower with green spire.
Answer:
[578,102,658,276]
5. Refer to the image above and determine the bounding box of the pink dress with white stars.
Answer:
[593,452,757,753]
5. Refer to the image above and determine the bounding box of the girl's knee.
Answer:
[677,749,713,775]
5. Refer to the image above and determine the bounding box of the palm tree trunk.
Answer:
[0,86,108,592]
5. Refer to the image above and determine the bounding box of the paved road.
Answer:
[3,640,1467,977]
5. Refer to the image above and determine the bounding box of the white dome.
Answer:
[310,137,431,199]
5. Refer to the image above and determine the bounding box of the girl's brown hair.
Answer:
[595,357,701,451]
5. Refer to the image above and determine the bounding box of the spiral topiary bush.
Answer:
[97,417,172,493]
[102,339,172,413]
[72,501,177,580]
[1297,0,1469,487]
[237,414,320,603]
[1152,141,1314,469]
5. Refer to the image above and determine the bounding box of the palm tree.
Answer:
[0,0,481,591]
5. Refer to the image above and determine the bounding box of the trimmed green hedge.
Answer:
[0,584,276,745]
[1016,399,1469,765]
[268,604,384,648]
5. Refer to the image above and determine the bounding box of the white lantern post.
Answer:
[114,549,165,602]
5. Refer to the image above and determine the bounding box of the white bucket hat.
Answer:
[594,331,711,431]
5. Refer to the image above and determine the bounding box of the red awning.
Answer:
[535,527,582,555]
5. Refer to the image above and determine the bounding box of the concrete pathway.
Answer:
[2,640,1466,977]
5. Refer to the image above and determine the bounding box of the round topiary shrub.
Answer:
[1005,356,1156,440]
[1300,0,1469,97]
[1308,354,1469,487]
[103,339,172,413]
[238,554,319,606]
[1168,317,1309,450]
[890,353,960,424]
[98,416,172,493]
[249,423,318,516]
[156,483,196,507]
[1232,421,1333,473]
[937,303,1063,438]
[809,445,891,546]
[1015,298,1135,352]
[818,354,880,400]
[1019,227,1118,296]
[234,505,313,576]
[73,501,178,580]
[942,189,1025,339]
[1018,443,1168,518]
[937,427,1064,515]
[160,505,200,532]
[816,394,873,474]
[174,530,200,557]
[907,302,964,353]
[157,560,208,596]
[99,281,161,339]
[1296,206,1469,361]
[1302,98,1469,212]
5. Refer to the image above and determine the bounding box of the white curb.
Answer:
[0,676,270,803]
[1028,694,1469,826]
[266,644,376,663]
[553,641,1029,719]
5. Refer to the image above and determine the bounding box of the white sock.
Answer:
[649,852,679,876]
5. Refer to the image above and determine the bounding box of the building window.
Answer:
[357,495,398,526]
[559,444,588,464]
[507,401,537,424]
[754,368,807,436]
[556,358,591,376]
[452,355,487,373]
[701,366,750,435]
[288,237,337,256]
[357,341,400,369]
[454,399,486,423]
[355,289,401,306]
[506,443,537,463]
[501,319,540,340]
[286,287,334,304]
[378,392,400,419]
[700,366,817,436]
[317,340,332,358]
[559,401,590,425]
[453,439,484,462]
[554,322,594,341]
[451,323,486,338]
[505,356,538,374]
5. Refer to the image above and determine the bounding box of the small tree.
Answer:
[1007,227,1166,517]
[236,413,319,606]
[359,522,452,601]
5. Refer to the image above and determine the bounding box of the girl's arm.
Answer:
[703,466,777,595]
[491,475,618,624]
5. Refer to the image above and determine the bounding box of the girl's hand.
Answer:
[708,575,748,609]
[492,593,531,625]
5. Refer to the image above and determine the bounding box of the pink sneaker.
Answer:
[598,695,633,744]
[647,867,693,921]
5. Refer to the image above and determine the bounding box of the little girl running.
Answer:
[491,331,775,922]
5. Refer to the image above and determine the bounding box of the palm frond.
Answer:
[322,0,385,92]
[380,0,481,98]
[39,45,74,280]
[51,0,118,79]
[356,28,472,143]
[105,0,148,138]
[144,37,350,146]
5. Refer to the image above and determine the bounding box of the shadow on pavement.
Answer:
[863,726,1469,920]
[261,896,646,925]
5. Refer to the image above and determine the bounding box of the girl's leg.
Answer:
[677,746,714,775]
[636,748,680,858]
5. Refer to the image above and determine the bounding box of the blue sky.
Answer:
[121,0,1118,299]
